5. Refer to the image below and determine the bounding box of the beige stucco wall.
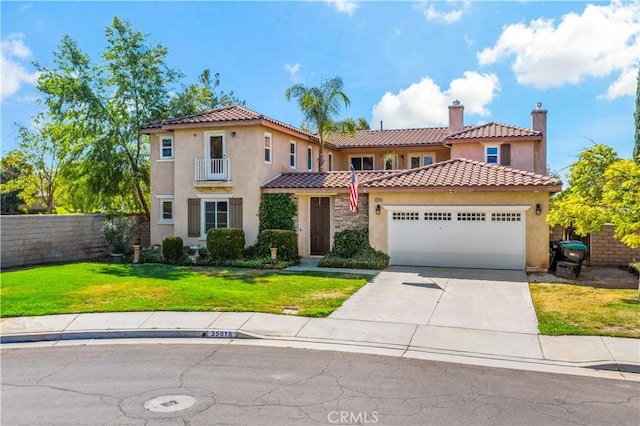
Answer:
[334,147,450,171]
[367,190,552,270]
[149,124,316,247]
[451,141,536,171]
[450,141,537,172]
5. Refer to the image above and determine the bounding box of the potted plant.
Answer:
[102,217,133,263]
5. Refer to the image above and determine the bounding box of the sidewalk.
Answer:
[2,311,639,381]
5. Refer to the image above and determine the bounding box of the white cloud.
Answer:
[284,63,300,82]
[419,1,469,24]
[599,66,638,100]
[477,1,640,99]
[325,0,358,17]
[1,33,39,102]
[371,71,500,129]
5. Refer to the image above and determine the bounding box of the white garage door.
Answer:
[387,206,528,270]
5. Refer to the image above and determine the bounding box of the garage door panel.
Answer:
[388,208,525,270]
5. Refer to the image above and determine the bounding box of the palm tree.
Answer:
[285,77,351,172]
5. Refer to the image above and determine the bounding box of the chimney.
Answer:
[531,101,547,175]
[448,100,464,133]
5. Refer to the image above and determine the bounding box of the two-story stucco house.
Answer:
[141,101,561,271]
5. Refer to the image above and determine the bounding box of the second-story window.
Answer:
[307,146,313,171]
[160,137,173,159]
[264,133,272,164]
[486,146,499,164]
[350,156,374,170]
[290,142,296,169]
[328,153,333,171]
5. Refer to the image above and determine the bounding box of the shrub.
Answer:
[319,247,389,270]
[630,262,640,277]
[207,228,245,260]
[332,228,369,258]
[139,245,163,263]
[259,194,296,231]
[257,229,299,261]
[162,237,184,263]
[102,217,134,254]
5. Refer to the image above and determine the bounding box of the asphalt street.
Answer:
[2,343,638,425]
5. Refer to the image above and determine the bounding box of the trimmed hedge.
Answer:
[162,237,184,263]
[320,229,389,270]
[257,229,299,262]
[207,228,245,260]
[332,228,369,258]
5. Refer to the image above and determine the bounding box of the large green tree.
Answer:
[286,77,358,171]
[169,69,244,117]
[547,144,639,248]
[35,17,180,217]
[634,64,639,163]
[0,151,32,214]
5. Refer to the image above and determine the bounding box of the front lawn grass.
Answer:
[529,283,640,338]
[1,263,371,318]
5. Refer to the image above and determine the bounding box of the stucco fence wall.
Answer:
[1,215,151,270]
[550,225,639,267]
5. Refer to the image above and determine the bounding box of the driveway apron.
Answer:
[329,266,539,334]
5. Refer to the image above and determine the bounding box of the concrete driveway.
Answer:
[329,266,539,334]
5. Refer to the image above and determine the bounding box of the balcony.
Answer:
[194,158,231,182]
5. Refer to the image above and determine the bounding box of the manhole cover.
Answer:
[144,395,196,413]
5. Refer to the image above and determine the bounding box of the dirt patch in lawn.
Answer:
[529,266,638,289]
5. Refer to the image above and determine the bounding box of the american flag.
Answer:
[349,165,358,213]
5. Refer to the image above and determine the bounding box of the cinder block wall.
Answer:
[590,225,640,267]
[550,225,639,267]
[1,215,108,269]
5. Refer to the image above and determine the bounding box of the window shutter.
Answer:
[230,198,243,229]
[187,198,200,237]
[500,144,511,166]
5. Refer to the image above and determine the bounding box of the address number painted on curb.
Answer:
[207,330,236,338]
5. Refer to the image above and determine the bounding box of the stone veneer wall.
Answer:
[1,214,109,269]
[334,193,369,232]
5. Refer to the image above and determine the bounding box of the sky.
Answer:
[1,0,639,175]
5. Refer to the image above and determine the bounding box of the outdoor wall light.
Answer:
[231,131,237,137]
[535,203,542,215]
[376,204,381,215]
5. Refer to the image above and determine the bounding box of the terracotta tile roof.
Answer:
[262,170,396,189]
[327,127,467,149]
[140,105,317,140]
[262,159,561,191]
[446,122,541,141]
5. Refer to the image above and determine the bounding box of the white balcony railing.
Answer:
[194,158,231,181]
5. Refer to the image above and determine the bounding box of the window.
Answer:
[424,212,451,221]
[410,154,434,168]
[486,146,499,164]
[392,212,419,220]
[328,153,333,171]
[383,155,397,170]
[289,142,296,169]
[160,137,173,159]
[350,156,374,170]
[203,200,228,234]
[491,212,521,222]
[161,200,173,222]
[264,133,272,164]
[156,195,174,223]
[307,146,313,171]
[457,212,486,221]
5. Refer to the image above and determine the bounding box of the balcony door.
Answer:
[205,132,225,180]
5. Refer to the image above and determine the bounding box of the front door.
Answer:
[310,197,330,255]
[205,134,225,180]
